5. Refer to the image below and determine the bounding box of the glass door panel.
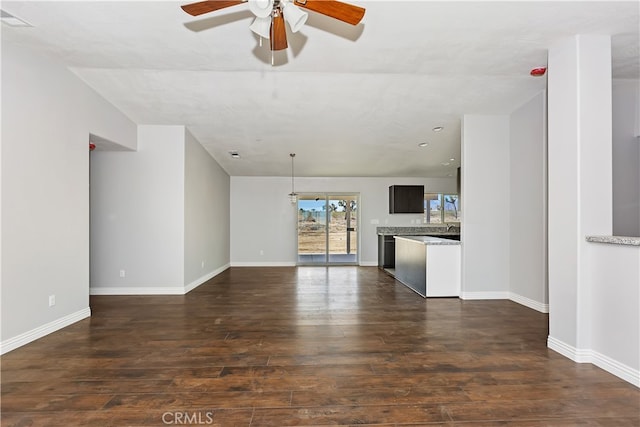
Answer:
[297,194,327,264]
[328,196,357,264]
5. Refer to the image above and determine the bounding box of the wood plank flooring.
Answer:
[2,266,639,426]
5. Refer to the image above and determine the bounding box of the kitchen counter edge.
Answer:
[394,235,461,246]
[586,235,640,246]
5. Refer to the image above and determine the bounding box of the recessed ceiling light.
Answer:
[449,158,455,161]
[228,150,240,159]
[418,142,428,147]
[1,10,32,27]
[432,126,444,132]
[441,162,450,166]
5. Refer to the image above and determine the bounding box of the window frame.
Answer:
[424,193,460,224]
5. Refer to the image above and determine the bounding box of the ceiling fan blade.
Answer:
[270,13,288,51]
[294,0,365,25]
[181,0,244,16]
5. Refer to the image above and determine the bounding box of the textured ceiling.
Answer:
[2,1,638,177]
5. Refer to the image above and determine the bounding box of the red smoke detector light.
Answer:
[530,67,547,77]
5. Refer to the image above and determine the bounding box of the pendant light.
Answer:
[288,153,298,204]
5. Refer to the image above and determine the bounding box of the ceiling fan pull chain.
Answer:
[270,10,274,65]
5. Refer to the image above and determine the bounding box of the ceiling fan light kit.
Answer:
[281,1,308,33]
[250,16,271,40]
[249,0,273,17]
[181,0,365,56]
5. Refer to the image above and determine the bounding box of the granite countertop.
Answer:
[377,226,460,236]
[394,235,461,245]
[586,236,640,246]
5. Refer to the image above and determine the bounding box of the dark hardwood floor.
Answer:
[2,266,639,426]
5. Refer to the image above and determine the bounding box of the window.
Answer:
[424,193,459,224]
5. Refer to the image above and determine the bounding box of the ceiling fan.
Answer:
[180,0,365,52]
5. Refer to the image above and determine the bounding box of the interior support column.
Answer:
[547,35,613,357]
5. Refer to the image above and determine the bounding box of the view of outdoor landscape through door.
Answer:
[297,194,358,265]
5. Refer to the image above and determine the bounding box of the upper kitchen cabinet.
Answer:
[389,185,424,214]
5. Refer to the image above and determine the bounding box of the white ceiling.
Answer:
[2,1,638,177]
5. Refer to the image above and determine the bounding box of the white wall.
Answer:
[461,93,548,311]
[230,176,456,266]
[546,35,640,387]
[612,79,640,237]
[509,92,548,311]
[184,129,230,287]
[548,36,581,349]
[460,115,510,298]
[586,243,640,386]
[548,35,613,352]
[91,126,230,295]
[90,126,185,293]
[636,82,640,138]
[1,41,136,352]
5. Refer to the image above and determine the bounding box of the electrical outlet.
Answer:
[48,295,55,307]
[260,250,264,256]
[201,260,205,269]
[119,270,125,278]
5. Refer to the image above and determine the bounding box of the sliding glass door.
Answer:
[297,194,328,264]
[297,193,358,265]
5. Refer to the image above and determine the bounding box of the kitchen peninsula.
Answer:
[377,225,460,269]
[377,226,461,297]
[394,235,461,297]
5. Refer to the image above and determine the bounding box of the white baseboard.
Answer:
[231,262,378,267]
[460,291,510,300]
[1,307,91,355]
[509,292,549,313]
[548,336,640,387]
[444,290,549,313]
[547,336,592,362]
[90,264,231,295]
[359,261,378,267]
[184,263,229,293]
[230,262,296,267]
[591,350,640,388]
[90,286,185,295]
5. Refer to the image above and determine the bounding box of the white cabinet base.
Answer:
[426,245,461,297]
[394,236,461,298]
